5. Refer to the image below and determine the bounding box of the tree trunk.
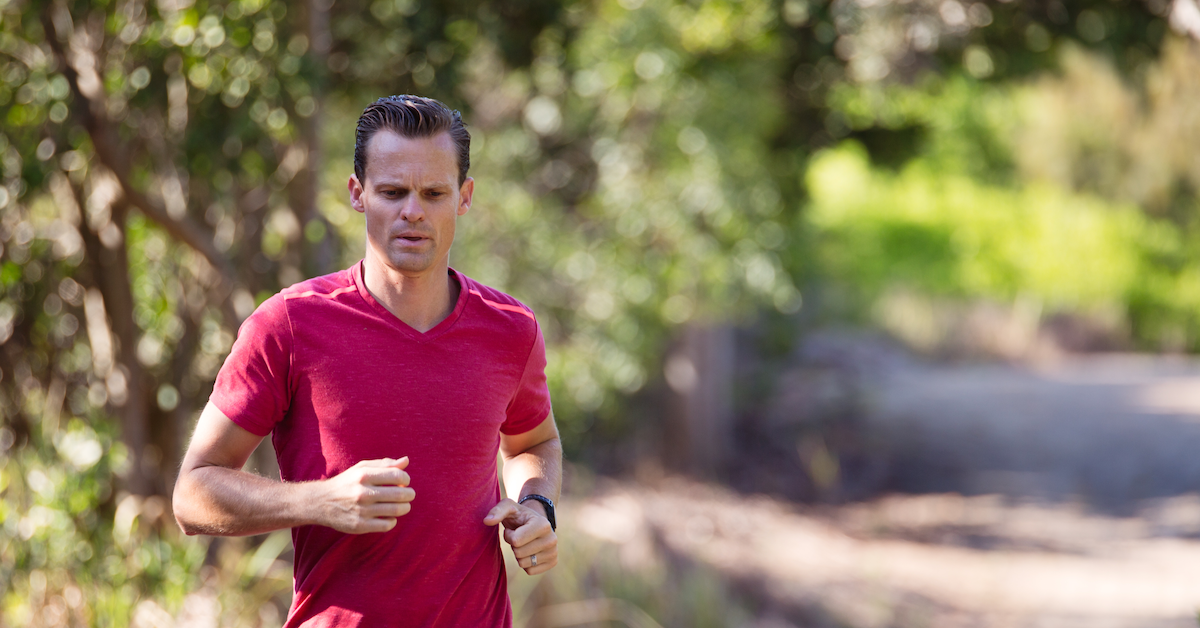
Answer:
[662,323,736,478]
[78,197,152,496]
[289,0,337,281]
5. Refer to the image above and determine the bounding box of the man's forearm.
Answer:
[502,437,563,509]
[174,466,318,536]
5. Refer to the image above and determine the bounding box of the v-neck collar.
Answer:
[352,260,468,343]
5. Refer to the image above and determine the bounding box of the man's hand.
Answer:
[314,457,415,534]
[484,498,557,575]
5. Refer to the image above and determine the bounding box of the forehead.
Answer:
[363,130,457,184]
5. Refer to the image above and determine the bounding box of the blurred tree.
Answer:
[0,0,592,495]
[776,0,1171,169]
[450,0,802,451]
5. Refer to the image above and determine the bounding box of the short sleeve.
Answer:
[210,294,293,437]
[500,318,553,435]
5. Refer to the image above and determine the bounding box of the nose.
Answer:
[398,194,424,223]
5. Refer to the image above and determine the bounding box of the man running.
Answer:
[173,95,561,627]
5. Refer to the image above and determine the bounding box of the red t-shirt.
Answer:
[210,262,552,627]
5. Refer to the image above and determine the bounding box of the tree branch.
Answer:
[40,5,241,324]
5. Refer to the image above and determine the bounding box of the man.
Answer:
[173,95,561,627]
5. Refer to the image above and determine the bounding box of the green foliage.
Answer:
[0,420,200,626]
[827,74,1019,182]
[810,40,1200,352]
[1,419,291,624]
[807,138,1200,351]
[1012,40,1200,220]
[809,141,1144,306]
[396,0,804,439]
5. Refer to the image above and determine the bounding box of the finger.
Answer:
[363,486,415,504]
[526,557,557,575]
[351,517,397,534]
[355,456,409,469]
[511,532,557,559]
[363,467,411,487]
[517,548,558,574]
[363,502,412,519]
[483,499,518,526]
[503,517,552,548]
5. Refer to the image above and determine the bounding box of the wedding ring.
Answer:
[531,554,538,567]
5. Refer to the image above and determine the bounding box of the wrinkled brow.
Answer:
[371,178,454,191]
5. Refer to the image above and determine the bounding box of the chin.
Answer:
[386,254,437,275]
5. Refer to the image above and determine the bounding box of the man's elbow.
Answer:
[177,522,202,536]
[175,512,203,536]
[171,472,205,536]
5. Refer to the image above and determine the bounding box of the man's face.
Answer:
[348,130,473,278]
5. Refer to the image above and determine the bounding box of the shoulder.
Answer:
[241,268,356,332]
[279,268,357,303]
[458,272,540,334]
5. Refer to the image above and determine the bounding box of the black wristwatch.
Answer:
[519,494,556,531]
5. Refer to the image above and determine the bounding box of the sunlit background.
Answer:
[4,0,1200,625]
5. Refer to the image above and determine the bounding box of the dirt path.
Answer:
[569,354,1200,627]
[869,355,1200,512]
[571,480,1200,627]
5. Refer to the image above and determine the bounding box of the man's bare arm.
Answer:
[484,413,562,575]
[173,402,415,536]
[498,414,562,509]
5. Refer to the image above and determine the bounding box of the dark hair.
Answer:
[353,95,471,185]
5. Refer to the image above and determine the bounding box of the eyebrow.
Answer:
[372,179,453,190]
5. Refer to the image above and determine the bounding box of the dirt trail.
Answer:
[573,481,1200,627]
[571,354,1200,627]
[870,355,1200,511]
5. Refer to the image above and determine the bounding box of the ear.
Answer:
[457,177,474,217]
[349,174,366,214]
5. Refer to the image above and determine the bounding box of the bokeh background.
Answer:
[4,0,1200,625]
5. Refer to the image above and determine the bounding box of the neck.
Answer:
[362,254,459,333]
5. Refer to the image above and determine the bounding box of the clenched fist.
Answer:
[313,457,415,534]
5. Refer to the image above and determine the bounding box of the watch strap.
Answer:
[518,494,556,531]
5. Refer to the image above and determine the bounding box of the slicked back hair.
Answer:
[354,95,471,185]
